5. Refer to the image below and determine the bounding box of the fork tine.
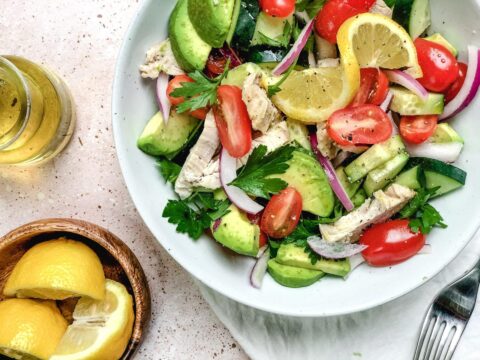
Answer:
[425,317,444,360]
[445,323,467,360]
[413,310,435,360]
[433,323,455,360]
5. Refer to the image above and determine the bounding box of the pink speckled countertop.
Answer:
[0,1,247,359]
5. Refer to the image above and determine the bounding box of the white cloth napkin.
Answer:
[198,230,480,360]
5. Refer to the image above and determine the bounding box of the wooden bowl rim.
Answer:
[0,218,151,360]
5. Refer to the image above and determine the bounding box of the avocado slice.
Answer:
[188,0,235,48]
[221,62,262,87]
[275,150,335,217]
[268,259,325,288]
[137,111,199,158]
[169,0,212,72]
[431,123,464,144]
[286,119,311,151]
[276,243,350,277]
[211,204,260,257]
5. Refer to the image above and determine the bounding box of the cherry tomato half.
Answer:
[259,0,295,18]
[213,85,252,158]
[261,187,303,239]
[399,115,438,144]
[166,75,208,120]
[415,38,460,93]
[444,62,468,103]
[351,68,389,107]
[315,0,371,44]
[360,219,426,267]
[327,104,393,146]
[259,232,268,248]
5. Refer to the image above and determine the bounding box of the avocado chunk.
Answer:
[221,62,262,87]
[275,150,335,217]
[188,0,235,48]
[267,259,325,288]
[431,123,464,144]
[251,12,293,48]
[169,0,212,72]
[286,119,311,151]
[425,33,458,57]
[276,243,350,277]
[395,165,423,190]
[363,152,410,196]
[137,111,199,158]
[345,135,406,182]
[211,204,260,257]
[389,86,444,116]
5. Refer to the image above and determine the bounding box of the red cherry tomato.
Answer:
[315,0,371,44]
[261,187,303,239]
[213,85,252,158]
[206,56,227,77]
[259,0,295,18]
[166,75,208,120]
[399,115,438,144]
[327,104,393,146]
[444,62,468,103]
[360,219,426,267]
[351,68,389,107]
[414,38,460,93]
[259,232,268,248]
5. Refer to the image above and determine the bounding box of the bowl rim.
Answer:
[111,0,480,317]
[0,218,151,359]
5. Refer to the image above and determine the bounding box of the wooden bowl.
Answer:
[0,218,151,360]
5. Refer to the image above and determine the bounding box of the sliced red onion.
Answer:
[294,10,311,23]
[380,90,393,112]
[250,246,270,289]
[220,148,264,215]
[346,254,366,279]
[385,70,429,101]
[440,46,480,120]
[272,19,314,76]
[417,244,432,255]
[212,218,222,232]
[256,245,268,258]
[218,45,243,68]
[307,236,367,259]
[156,72,170,124]
[332,150,352,168]
[405,141,463,163]
[310,133,354,211]
[387,111,399,136]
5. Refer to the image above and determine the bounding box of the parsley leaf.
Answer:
[170,61,230,114]
[231,144,296,199]
[157,159,181,184]
[399,187,447,234]
[162,192,231,240]
[283,218,322,264]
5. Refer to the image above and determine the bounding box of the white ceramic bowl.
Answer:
[113,0,480,317]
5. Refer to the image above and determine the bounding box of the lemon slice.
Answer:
[50,279,134,360]
[3,238,105,301]
[271,65,360,124]
[0,299,67,360]
[337,13,422,78]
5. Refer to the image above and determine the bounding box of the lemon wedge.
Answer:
[50,279,134,360]
[271,65,360,124]
[337,13,422,78]
[3,238,105,301]
[0,299,67,360]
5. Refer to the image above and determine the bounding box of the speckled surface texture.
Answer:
[0,1,247,359]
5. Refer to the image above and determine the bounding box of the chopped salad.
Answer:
[137,0,479,289]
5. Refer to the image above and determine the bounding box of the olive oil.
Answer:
[0,56,75,166]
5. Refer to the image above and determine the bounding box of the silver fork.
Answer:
[413,260,480,360]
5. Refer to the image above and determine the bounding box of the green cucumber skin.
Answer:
[363,152,410,196]
[231,0,260,50]
[395,166,423,190]
[226,0,242,44]
[408,158,467,185]
[393,0,431,39]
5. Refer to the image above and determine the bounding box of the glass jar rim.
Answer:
[0,56,31,150]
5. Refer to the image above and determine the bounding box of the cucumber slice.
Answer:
[393,0,431,39]
[286,119,311,150]
[364,152,410,196]
[230,0,260,50]
[344,135,406,182]
[251,12,293,48]
[395,165,423,190]
[336,166,362,198]
[431,123,464,144]
[390,87,444,116]
[352,188,368,207]
[408,158,467,196]
[221,62,262,87]
[226,0,242,45]
[425,33,458,57]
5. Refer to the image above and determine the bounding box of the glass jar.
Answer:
[0,56,75,166]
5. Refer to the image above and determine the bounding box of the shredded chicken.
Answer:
[370,0,393,18]
[316,122,339,160]
[175,111,220,199]
[242,73,282,134]
[314,33,338,61]
[140,39,184,78]
[320,184,416,243]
